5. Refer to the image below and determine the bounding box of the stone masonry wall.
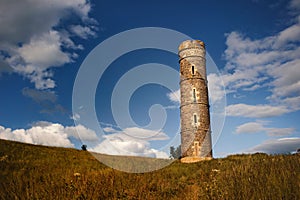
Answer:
[179,40,212,158]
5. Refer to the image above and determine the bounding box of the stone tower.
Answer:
[179,40,212,163]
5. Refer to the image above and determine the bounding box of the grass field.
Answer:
[0,139,299,199]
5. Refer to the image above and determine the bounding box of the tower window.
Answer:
[193,88,197,102]
[192,65,195,75]
[193,114,197,124]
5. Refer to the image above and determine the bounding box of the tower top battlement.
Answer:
[178,40,206,62]
[178,40,205,52]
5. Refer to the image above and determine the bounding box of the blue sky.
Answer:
[0,0,300,159]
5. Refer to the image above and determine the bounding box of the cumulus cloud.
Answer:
[70,113,81,121]
[167,89,180,103]
[70,25,97,39]
[0,122,72,147]
[222,4,300,114]
[65,124,98,141]
[267,59,300,100]
[0,0,97,89]
[91,126,169,158]
[0,121,97,147]
[282,96,300,110]
[246,137,300,154]
[236,122,265,134]
[236,121,295,136]
[0,59,13,75]
[102,126,117,133]
[0,122,169,158]
[226,104,290,118]
[17,31,71,69]
[266,128,296,137]
[207,73,227,104]
[220,1,300,147]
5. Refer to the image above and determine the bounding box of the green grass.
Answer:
[0,139,299,199]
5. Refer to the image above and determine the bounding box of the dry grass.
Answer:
[0,139,299,199]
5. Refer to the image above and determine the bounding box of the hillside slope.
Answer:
[0,139,299,199]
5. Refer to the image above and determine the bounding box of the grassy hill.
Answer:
[0,139,299,199]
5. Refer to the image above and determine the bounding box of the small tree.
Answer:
[81,144,87,151]
[170,145,181,159]
[170,146,175,159]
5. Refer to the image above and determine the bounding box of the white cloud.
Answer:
[17,31,71,69]
[65,124,98,141]
[0,121,97,147]
[70,113,81,121]
[236,122,265,134]
[236,121,295,136]
[276,22,300,46]
[207,73,227,104]
[283,96,300,110]
[0,122,169,158]
[103,127,117,133]
[92,126,169,158]
[243,84,261,91]
[70,25,96,39]
[223,12,300,114]
[167,89,180,103]
[222,8,300,142]
[266,128,295,137]
[246,137,300,154]
[0,58,13,75]
[0,123,73,147]
[0,0,96,89]
[226,104,290,118]
[0,0,93,45]
[267,59,300,100]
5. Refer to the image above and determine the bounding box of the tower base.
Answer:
[180,156,212,163]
